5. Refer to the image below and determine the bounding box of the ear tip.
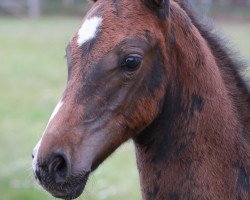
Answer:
[87,0,97,3]
[143,0,169,19]
[155,0,165,6]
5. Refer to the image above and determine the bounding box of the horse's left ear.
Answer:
[143,0,170,20]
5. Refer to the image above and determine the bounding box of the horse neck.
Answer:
[134,2,249,200]
[179,0,250,136]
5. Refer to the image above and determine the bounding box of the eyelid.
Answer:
[123,53,143,61]
[121,49,144,57]
[127,54,143,58]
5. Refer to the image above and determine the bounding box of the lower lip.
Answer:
[51,179,88,199]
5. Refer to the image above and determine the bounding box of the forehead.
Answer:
[70,0,159,55]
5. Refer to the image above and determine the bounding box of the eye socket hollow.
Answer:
[121,55,142,72]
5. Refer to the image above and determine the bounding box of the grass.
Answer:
[0,16,249,200]
[216,21,250,57]
[209,4,250,21]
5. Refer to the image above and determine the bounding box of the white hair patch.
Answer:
[77,16,103,46]
[32,139,41,172]
[48,99,63,124]
[32,99,64,172]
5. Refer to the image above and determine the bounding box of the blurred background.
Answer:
[0,0,249,200]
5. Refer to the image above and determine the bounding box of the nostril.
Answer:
[48,154,69,184]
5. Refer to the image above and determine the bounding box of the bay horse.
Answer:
[32,0,250,199]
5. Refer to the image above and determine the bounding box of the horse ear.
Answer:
[155,0,165,6]
[143,0,170,20]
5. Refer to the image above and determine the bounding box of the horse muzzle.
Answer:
[32,149,90,199]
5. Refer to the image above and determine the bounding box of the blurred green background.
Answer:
[0,1,249,200]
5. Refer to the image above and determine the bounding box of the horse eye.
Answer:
[121,55,142,71]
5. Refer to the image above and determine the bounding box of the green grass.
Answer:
[217,21,250,75]
[218,22,250,59]
[0,17,249,200]
[209,5,250,21]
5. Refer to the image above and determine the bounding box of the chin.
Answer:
[51,181,87,199]
[40,172,90,200]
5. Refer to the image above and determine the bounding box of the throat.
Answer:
[134,90,245,199]
[133,88,207,199]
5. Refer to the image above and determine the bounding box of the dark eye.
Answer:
[121,55,142,71]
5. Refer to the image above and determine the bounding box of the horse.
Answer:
[32,0,250,199]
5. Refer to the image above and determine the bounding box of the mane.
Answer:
[176,0,250,132]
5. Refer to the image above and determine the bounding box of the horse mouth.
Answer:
[51,180,88,199]
[39,171,90,200]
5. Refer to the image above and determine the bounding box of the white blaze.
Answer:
[32,99,64,172]
[32,139,41,172]
[48,100,63,124]
[77,16,102,46]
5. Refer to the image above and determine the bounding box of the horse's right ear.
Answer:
[143,0,170,20]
